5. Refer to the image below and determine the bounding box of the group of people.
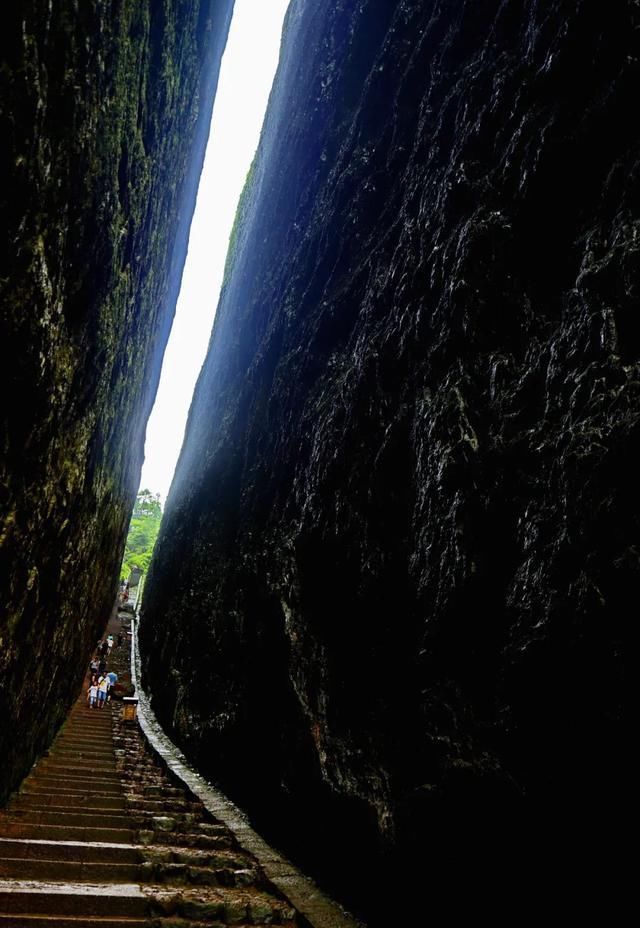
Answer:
[87,674,111,709]
[86,633,123,709]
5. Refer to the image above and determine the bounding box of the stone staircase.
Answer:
[0,615,299,927]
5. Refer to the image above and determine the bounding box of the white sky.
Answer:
[139,0,291,503]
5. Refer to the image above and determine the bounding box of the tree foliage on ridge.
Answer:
[122,488,162,576]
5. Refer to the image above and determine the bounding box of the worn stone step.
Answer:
[43,750,116,764]
[23,783,123,798]
[26,782,122,798]
[0,857,141,883]
[29,770,122,784]
[145,886,296,924]
[55,742,114,751]
[139,860,258,888]
[53,747,114,757]
[61,726,114,735]
[5,809,132,828]
[135,819,226,836]
[63,723,114,733]
[70,707,115,714]
[53,749,115,759]
[53,735,114,744]
[61,719,113,727]
[0,881,149,917]
[38,753,116,766]
[126,799,199,813]
[35,763,117,778]
[0,821,135,843]
[0,918,150,927]
[130,811,200,827]
[14,794,126,811]
[0,615,307,928]
[0,838,142,865]
[0,919,272,928]
[136,830,234,850]
[56,736,114,745]
[120,768,162,778]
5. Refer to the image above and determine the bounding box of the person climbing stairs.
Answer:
[0,613,301,927]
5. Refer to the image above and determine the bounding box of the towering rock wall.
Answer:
[0,0,234,802]
[142,0,636,917]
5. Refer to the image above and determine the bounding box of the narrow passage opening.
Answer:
[139,0,292,505]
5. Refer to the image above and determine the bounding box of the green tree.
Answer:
[122,488,162,576]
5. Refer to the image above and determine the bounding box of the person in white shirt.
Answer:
[87,681,98,709]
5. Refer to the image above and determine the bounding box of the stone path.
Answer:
[0,612,300,927]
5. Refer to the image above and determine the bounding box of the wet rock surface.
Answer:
[0,0,234,801]
[140,0,637,920]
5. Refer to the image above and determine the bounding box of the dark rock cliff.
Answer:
[142,0,636,918]
[0,0,234,802]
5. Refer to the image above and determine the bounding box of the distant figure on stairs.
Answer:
[87,680,98,709]
[97,675,109,709]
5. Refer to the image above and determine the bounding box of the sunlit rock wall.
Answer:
[0,0,234,802]
[142,0,636,918]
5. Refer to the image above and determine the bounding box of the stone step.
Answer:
[0,918,150,927]
[49,736,115,746]
[26,782,122,798]
[136,830,234,850]
[38,751,116,765]
[0,838,142,865]
[50,744,114,755]
[62,725,114,734]
[57,733,114,742]
[29,770,122,784]
[4,809,132,828]
[63,722,114,732]
[130,810,200,825]
[23,782,123,797]
[0,881,149,917]
[0,857,141,883]
[145,887,296,924]
[0,919,273,928]
[139,860,258,888]
[60,721,114,730]
[35,762,117,777]
[126,799,199,813]
[70,706,115,714]
[0,618,305,928]
[43,749,116,763]
[0,821,135,843]
[13,795,126,811]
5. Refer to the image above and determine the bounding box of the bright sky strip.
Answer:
[140,0,291,502]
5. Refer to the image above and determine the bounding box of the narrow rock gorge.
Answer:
[0,0,234,803]
[141,0,635,919]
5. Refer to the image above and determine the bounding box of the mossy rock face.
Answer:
[0,0,234,803]
[142,0,635,920]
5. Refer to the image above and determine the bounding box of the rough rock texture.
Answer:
[142,0,636,919]
[0,0,234,803]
